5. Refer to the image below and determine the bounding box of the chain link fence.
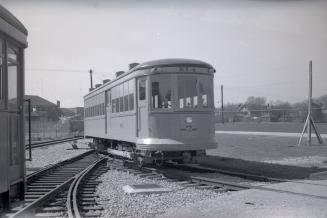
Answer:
[24,119,83,144]
[215,108,327,123]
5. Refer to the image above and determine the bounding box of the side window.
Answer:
[105,90,111,108]
[115,86,119,113]
[0,40,3,109]
[8,46,18,111]
[128,80,134,110]
[139,80,146,100]
[119,84,124,112]
[123,82,128,111]
[112,87,116,113]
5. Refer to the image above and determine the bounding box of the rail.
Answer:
[25,136,84,149]
[67,158,107,218]
[8,151,98,218]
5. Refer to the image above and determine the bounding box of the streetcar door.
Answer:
[105,90,111,135]
[137,77,148,138]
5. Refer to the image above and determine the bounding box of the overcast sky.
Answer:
[1,0,327,107]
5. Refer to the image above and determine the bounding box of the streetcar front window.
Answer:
[151,75,172,109]
[177,75,212,109]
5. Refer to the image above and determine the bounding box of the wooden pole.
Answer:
[298,60,324,146]
[307,60,312,145]
[89,69,93,89]
[221,85,224,123]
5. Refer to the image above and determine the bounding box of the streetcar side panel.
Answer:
[84,92,106,139]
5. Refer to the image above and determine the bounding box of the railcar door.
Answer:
[137,77,148,138]
[7,45,23,182]
[0,40,8,194]
[105,90,111,135]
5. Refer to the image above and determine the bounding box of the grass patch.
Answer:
[198,155,327,180]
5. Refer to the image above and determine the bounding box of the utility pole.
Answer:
[89,69,93,89]
[24,99,32,161]
[221,85,224,123]
[298,61,324,146]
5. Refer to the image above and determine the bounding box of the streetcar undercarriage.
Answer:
[88,137,206,167]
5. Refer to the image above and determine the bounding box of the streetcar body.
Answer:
[84,59,217,165]
[0,5,27,209]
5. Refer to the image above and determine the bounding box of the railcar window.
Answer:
[199,77,211,108]
[105,90,110,108]
[124,82,128,111]
[119,84,124,112]
[128,80,134,110]
[139,80,146,100]
[151,76,172,109]
[112,87,116,113]
[110,80,135,113]
[178,76,197,109]
[0,40,3,108]
[8,46,18,111]
[178,75,212,109]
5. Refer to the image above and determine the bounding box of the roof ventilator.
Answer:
[116,71,125,77]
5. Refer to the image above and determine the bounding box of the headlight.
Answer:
[185,117,193,124]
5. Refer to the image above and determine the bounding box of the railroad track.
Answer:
[7,151,109,218]
[164,162,287,183]
[109,158,251,192]
[25,136,84,149]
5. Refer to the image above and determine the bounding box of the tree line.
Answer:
[217,94,327,123]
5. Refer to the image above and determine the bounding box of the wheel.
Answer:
[136,157,144,168]
[176,160,184,164]
[153,151,164,167]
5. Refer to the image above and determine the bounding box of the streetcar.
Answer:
[0,5,28,210]
[84,58,217,166]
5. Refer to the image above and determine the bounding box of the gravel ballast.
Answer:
[96,169,224,218]
[25,139,91,174]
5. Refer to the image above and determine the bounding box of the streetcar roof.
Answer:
[85,58,215,99]
[0,5,28,46]
[131,58,214,72]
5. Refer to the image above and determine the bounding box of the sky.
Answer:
[1,0,327,107]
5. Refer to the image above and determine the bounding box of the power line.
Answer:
[26,68,88,73]
[26,68,108,74]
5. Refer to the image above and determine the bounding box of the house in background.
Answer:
[60,107,84,120]
[24,95,61,122]
[59,107,84,133]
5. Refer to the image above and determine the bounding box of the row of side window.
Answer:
[85,79,135,117]
[111,79,134,113]
[85,103,105,117]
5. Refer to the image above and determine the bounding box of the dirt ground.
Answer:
[200,134,327,179]
[216,122,327,134]
[209,134,327,165]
